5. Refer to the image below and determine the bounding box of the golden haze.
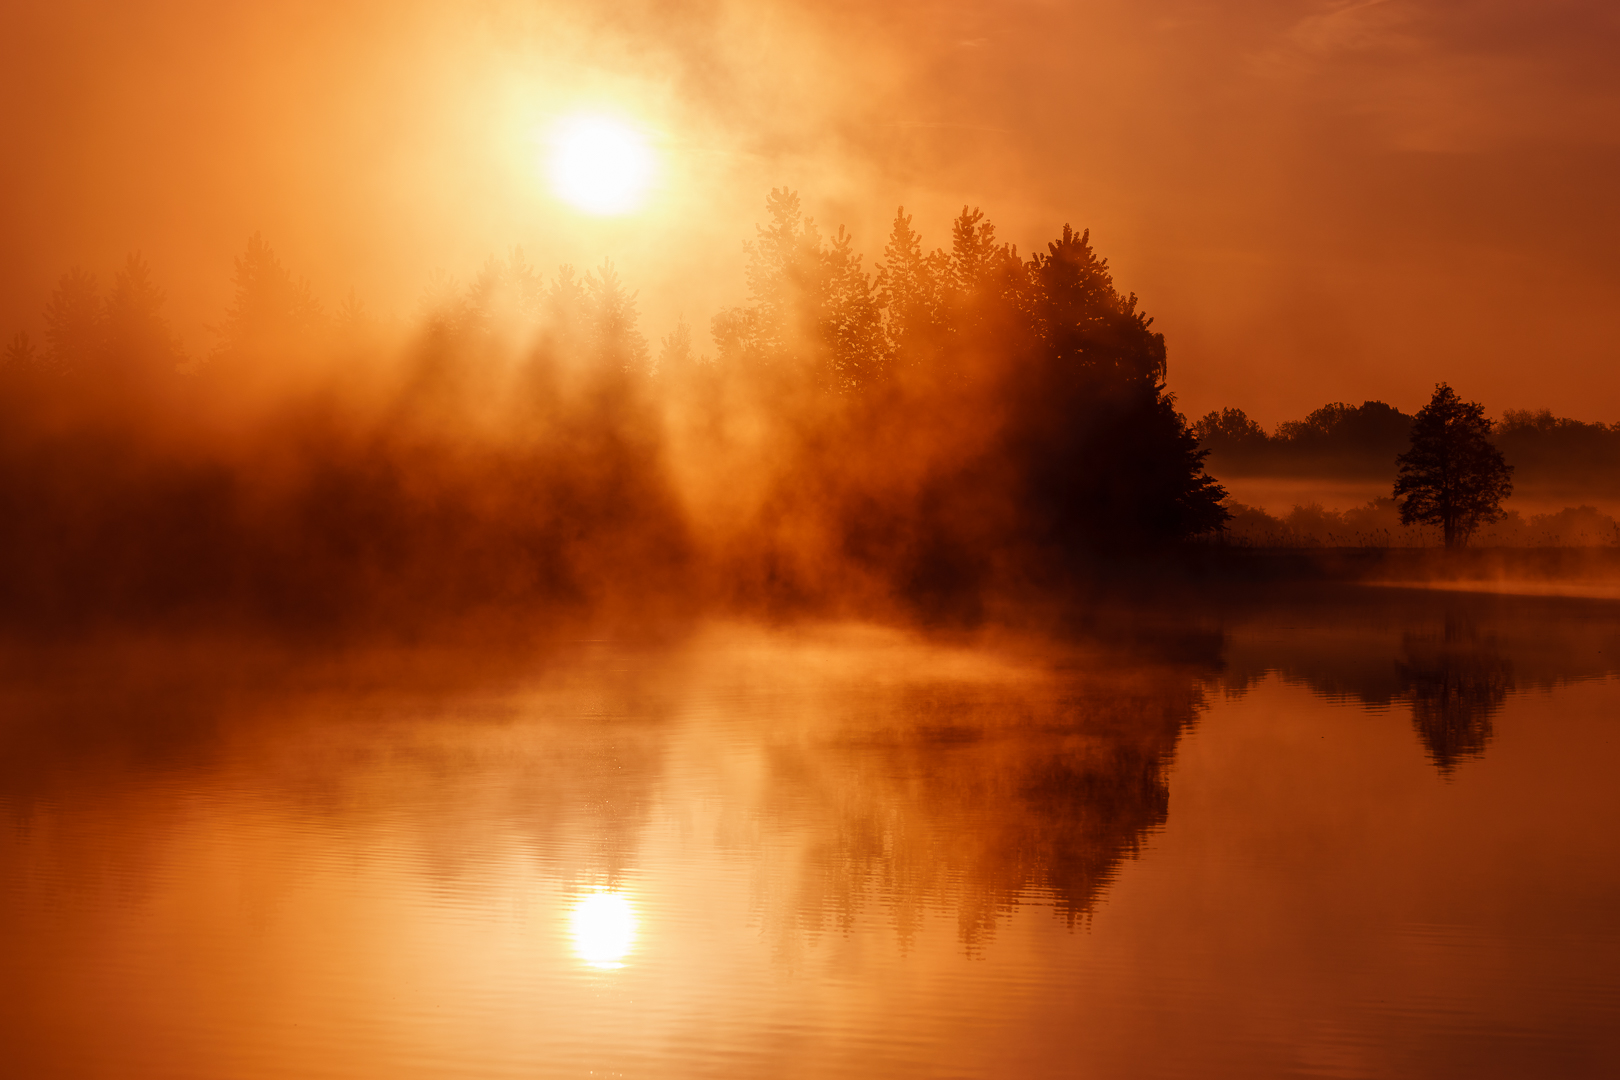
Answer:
[1,0,1617,424]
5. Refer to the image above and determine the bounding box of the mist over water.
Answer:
[5,204,1620,1077]
[5,1,1620,1076]
[4,589,1619,1079]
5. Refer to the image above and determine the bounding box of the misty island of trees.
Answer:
[5,188,1617,633]
[0,191,1234,631]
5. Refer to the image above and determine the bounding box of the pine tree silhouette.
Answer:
[42,267,102,375]
[213,234,324,370]
[102,254,184,384]
[586,260,650,375]
[876,207,946,375]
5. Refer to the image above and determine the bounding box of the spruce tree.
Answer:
[876,207,946,375]
[103,254,184,382]
[42,267,103,375]
[214,234,324,367]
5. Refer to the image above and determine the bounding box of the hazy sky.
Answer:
[2,0,1616,425]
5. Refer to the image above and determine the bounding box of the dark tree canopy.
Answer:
[1278,400,1412,455]
[707,194,1228,561]
[1394,383,1513,547]
[0,194,1230,632]
[1194,400,1414,478]
[1192,407,1268,450]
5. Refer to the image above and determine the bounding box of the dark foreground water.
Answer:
[3,585,1619,1079]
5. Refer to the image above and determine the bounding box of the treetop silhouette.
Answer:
[43,267,102,375]
[1394,383,1513,548]
[213,233,326,369]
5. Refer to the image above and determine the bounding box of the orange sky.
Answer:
[2,0,1616,426]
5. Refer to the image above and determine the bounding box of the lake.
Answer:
[3,584,1619,1078]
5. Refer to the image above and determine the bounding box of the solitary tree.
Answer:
[1394,384,1512,547]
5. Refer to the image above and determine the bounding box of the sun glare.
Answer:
[546,115,656,216]
[569,890,638,968]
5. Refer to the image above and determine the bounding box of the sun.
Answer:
[545,114,657,216]
[569,890,638,968]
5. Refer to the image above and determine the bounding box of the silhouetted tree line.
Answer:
[1196,399,1620,492]
[1493,409,1620,492]
[0,240,688,633]
[691,192,1225,613]
[1195,401,1415,478]
[0,195,1226,633]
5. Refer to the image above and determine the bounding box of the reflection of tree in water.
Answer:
[0,630,1216,957]
[1397,618,1512,775]
[0,642,669,907]
[760,639,1214,953]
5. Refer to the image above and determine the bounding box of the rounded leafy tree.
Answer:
[1394,383,1513,548]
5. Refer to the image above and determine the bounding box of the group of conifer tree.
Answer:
[0,190,1241,628]
[693,190,1230,553]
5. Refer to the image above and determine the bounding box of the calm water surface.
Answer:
[3,587,1619,1078]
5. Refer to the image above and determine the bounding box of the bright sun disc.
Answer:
[546,115,655,216]
[569,891,638,968]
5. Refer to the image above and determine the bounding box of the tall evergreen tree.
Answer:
[656,319,696,380]
[0,332,44,395]
[2,331,37,369]
[102,254,184,382]
[716,189,881,393]
[585,260,650,375]
[875,208,946,375]
[542,265,590,359]
[743,188,822,367]
[1394,383,1513,547]
[1006,220,1223,549]
[457,248,543,344]
[1029,225,1164,385]
[333,288,371,341]
[821,223,883,390]
[213,234,324,367]
[42,267,102,374]
[940,206,1030,382]
[947,206,1004,296]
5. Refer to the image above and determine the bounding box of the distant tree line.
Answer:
[2,254,187,393]
[1195,401,1620,492]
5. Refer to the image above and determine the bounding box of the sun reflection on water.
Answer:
[570,891,638,969]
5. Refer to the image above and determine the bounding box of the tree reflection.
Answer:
[1212,588,1609,777]
[755,631,1216,952]
[1396,618,1512,775]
